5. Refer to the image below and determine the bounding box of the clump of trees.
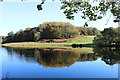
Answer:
[93,27,120,46]
[38,22,79,39]
[2,27,40,43]
[76,27,100,35]
[2,22,79,44]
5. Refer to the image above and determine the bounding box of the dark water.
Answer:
[1,47,119,78]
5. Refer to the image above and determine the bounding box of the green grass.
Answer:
[64,37,94,44]
[2,36,94,53]
[2,43,93,53]
[2,36,94,48]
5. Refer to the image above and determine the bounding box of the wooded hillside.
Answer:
[2,22,79,44]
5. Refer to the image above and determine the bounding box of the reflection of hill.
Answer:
[5,46,120,66]
[93,47,120,65]
[34,49,80,67]
[3,47,97,67]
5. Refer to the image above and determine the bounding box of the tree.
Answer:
[7,31,14,37]
[37,0,120,26]
[34,32,41,41]
[39,22,79,39]
[76,27,100,35]
[93,27,120,46]
[13,31,24,42]
[1,0,120,24]
[1,0,119,26]
[2,31,14,43]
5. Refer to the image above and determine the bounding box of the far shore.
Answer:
[1,36,95,48]
[1,43,94,53]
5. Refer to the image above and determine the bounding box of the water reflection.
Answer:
[93,47,120,65]
[78,53,98,62]
[3,46,120,67]
[3,47,97,67]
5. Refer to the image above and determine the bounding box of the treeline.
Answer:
[2,22,79,44]
[2,22,100,44]
[93,27,120,46]
[76,27,100,35]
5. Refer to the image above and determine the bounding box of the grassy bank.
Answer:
[2,36,94,48]
[2,43,93,53]
[2,36,94,53]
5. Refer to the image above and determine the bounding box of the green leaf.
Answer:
[97,16,102,19]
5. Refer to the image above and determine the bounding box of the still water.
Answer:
[1,47,119,78]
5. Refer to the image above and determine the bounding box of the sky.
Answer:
[0,1,118,36]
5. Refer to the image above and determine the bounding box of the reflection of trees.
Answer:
[5,47,37,63]
[78,53,98,62]
[4,47,13,55]
[34,49,80,67]
[8,47,120,66]
[93,47,120,65]
[3,47,98,67]
[3,47,80,67]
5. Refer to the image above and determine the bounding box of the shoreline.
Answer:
[2,43,94,53]
[1,36,95,49]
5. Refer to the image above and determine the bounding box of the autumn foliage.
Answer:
[39,22,79,39]
[2,22,79,43]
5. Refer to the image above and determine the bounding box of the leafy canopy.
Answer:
[1,0,119,25]
[36,0,120,26]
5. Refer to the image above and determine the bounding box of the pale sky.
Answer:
[0,1,118,36]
